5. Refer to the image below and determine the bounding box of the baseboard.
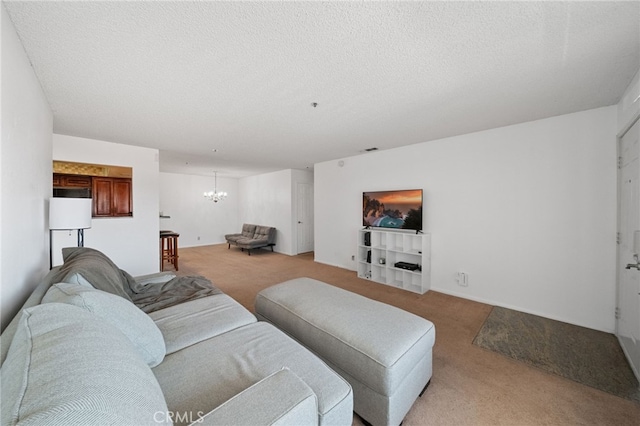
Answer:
[430,286,615,334]
[314,258,354,270]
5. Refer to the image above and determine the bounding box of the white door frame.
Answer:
[295,182,314,254]
[616,111,640,382]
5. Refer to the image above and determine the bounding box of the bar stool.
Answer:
[160,231,179,271]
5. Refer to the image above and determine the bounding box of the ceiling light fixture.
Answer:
[204,171,227,203]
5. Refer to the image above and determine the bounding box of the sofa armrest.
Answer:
[267,226,277,244]
[193,368,318,426]
[1,272,60,365]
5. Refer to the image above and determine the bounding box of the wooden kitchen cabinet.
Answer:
[92,177,132,217]
[53,173,92,188]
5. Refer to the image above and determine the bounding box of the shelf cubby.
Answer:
[356,229,431,294]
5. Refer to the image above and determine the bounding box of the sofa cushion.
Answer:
[235,237,268,248]
[61,272,94,288]
[242,224,258,238]
[252,225,275,241]
[152,321,352,426]
[1,303,169,426]
[42,282,166,367]
[198,368,318,426]
[149,294,256,354]
[225,224,257,243]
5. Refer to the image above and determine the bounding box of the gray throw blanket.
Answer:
[129,274,222,313]
[54,247,221,313]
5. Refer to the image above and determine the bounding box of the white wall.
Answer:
[239,169,293,254]
[315,106,618,332]
[618,69,640,134]
[159,172,239,247]
[238,169,313,255]
[158,169,313,253]
[52,135,159,275]
[1,5,53,331]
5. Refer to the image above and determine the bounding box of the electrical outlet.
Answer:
[351,255,355,261]
[456,272,469,287]
[197,236,200,241]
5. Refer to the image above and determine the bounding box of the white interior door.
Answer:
[296,182,314,254]
[617,117,640,381]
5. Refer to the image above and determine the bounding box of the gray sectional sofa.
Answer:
[225,223,277,255]
[0,247,352,425]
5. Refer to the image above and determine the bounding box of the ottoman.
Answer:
[255,277,436,426]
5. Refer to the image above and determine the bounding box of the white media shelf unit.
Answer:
[357,229,431,294]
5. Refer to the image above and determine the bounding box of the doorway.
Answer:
[617,116,640,381]
[296,182,314,254]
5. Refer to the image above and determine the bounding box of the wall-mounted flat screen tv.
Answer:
[363,189,423,231]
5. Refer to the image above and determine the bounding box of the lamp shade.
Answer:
[49,198,92,230]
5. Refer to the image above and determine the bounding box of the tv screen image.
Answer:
[362,189,423,231]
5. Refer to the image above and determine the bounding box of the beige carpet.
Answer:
[174,244,640,425]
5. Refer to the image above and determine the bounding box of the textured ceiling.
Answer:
[4,1,639,178]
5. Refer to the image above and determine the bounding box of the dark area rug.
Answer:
[473,306,640,402]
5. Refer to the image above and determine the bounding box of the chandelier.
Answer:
[204,172,227,202]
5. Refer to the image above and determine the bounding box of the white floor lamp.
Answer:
[49,197,92,269]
